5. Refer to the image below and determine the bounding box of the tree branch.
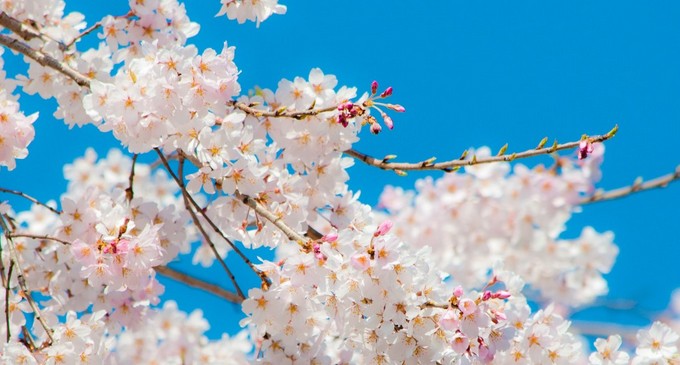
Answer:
[581,165,680,205]
[0,187,61,215]
[231,101,337,120]
[155,265,243,304]
[344,127,617,173]
[0,33,89,87]
[235,192,309,250]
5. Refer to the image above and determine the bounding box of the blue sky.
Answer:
[1,1,679,338]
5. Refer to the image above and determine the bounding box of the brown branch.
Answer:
[231,101,337,120]
[155,265,243,304]
[4,260,12,342]
[63,21,102,50]
[0,33,90,87]
[344,127,618,172]
[236,192,309,250]
[155,149,271,296]
[125,154,138,203]
[581,165,680,205]
[0,12,44,42]
[9,233,71,246]
[0,187,61,215]
[0,215,54,345]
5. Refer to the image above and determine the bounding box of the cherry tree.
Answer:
[0,1,679,364]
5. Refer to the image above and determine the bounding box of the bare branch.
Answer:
[344,128,617,172]
[4,260,12,342]
[0,33,90,87]
[581,165,680,205]
[231,101,337,120]
[155,265,243,304]
[0,12,45,42]
[0,187,61,215]
[63,21,102,50]
[235,192,309,250]
[125,154,138,203]
[9,233,71,246]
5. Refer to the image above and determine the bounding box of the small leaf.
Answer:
[536,137,548,149]
[394,169,407,176]
[422,157,436,166]
[497,143,508,156]
[459,150,468,160]
[382,154,397,162]
[607,124,619,138]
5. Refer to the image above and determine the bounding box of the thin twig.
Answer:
[231,101,337,120]
[0,215,54,344]
[0,187,61,214]
[0,33,90,87]
[344,128,617,172]
[155,149,250,298]
[125,154,138,202]
[63,21,102,49]
[169,151,266,282]
[155,265,243,303]
[9,233,71,246]
[581,166,680,205]
[235,192,309,250]
[4,260,12,342]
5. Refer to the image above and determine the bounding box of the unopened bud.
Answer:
[370,122,382,134]
[380,86,393,98]
[371,80,378,95]
[386,103,405,112]
[381,112,394,130]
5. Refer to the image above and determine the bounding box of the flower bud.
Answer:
[386,103,405,112]
[370,122,382,134]
[380,86,393,98]
[371,80,378,95]
[374,220,393,236]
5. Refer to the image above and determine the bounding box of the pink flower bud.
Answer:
[578,140,594,160]
[386,103,405,112]
[493,290,511,299]
[370,122,382,134]
[380,86,393,98]
[371,81,378,95]
[374,220,393,236]
[380,112,394,130]
[482,290,492,301]
[322,233,338,242]
[453,285,464,298]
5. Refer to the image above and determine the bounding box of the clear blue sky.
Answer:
[1,1,679,338]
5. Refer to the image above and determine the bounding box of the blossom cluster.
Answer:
[377,145,618,306]
[0,0,677,364]
[0,48,37,170]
